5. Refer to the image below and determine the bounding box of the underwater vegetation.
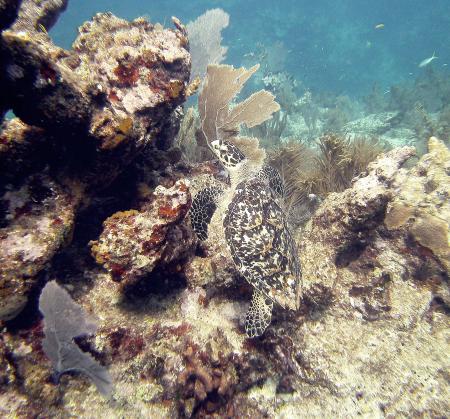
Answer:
[267,134,386,227]
[186,8,229,81]
[39,280,113,396]
[362,67,450,154]
[0,1,449,418]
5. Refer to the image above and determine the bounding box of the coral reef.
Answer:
[1,139,449,418]
[292,139,449,416]
[301,145,416,264]
[384,137,450,272]
[0,1,449,417]
[1,2,190,188]
[343,111,399,137]
[0,0,191,319]
[177,341,238,416]
[0,118,49,182]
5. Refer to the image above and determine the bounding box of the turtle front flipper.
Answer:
[245,288,274,338]
[189,186,224,241]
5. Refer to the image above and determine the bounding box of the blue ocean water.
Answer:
[51,0,450,96]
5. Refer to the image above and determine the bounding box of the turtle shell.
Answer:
[224,177,301,310]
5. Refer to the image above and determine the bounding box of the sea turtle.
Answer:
[223,175,301,337]
[190,139,301,337]
[219,147,300,337]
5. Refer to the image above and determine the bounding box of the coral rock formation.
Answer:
[0,0,449,417]
[306,145,416,262]
[1,3,190,187]
[0,0,191,320]
[0,118,49,181]
[384,136,450,272]
[0,175,79,320]
[1,139,449,417]
[90,180,195,286]
[295,138,449,416]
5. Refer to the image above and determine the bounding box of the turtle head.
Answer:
[210,140,246,168]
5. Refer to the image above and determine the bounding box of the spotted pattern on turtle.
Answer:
[245,289,274,338]
[224,177,300,321]
[196,138,301,337]
[256,164,285,199]
[210,140,246,168]
[189,186,224,241]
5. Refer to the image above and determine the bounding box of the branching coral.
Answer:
[268,134,386,227]
[177,342,237,416]
[315,134,385,193]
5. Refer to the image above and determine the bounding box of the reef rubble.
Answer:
[0,1,449,418]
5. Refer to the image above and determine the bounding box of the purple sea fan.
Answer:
[39,280,113,397]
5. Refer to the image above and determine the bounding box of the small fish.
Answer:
[419,52,438,67]
[375,23,385,29]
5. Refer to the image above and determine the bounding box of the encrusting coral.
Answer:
[90,180,195,288]
[0,174,80,320]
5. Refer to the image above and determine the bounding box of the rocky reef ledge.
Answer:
[0,1,449,418]
[0,0,191,320]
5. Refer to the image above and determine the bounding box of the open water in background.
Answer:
[51,0,450,96]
